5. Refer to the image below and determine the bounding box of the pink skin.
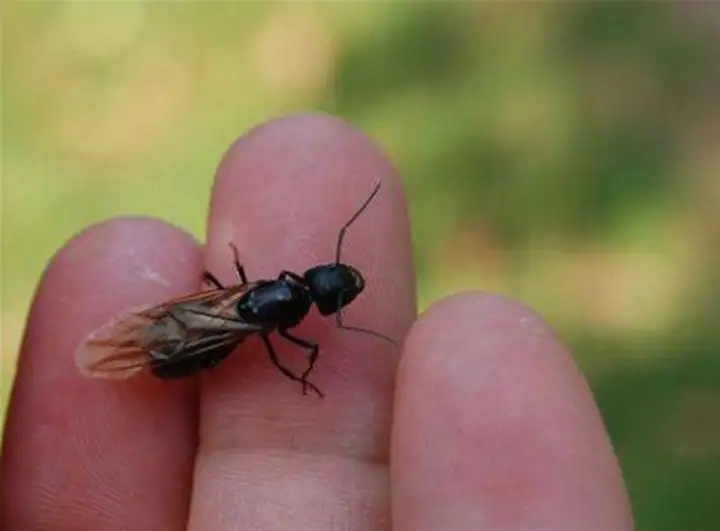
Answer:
[0,113,634,530]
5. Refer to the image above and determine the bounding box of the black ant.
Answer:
[76,182,396,397]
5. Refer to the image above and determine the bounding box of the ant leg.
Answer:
[202,243,248,289]
[277,329,320,394]
[228,243,249,284]
[202,271,224,290]
[261,334,324,398]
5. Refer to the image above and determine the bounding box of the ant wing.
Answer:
[75,283,262,379]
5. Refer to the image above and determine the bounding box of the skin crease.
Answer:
[0,113,634,531]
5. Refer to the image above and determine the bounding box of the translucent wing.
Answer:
[75,283,262,379]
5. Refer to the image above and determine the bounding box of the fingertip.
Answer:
[2,216,202,530]
[203,112,415,405]
[46,216,199,288]
[208,112,409,272]
[392,291,633,531]
[217,111,405,191]
[23,216,203,378]
[398,291,566,405]
[404,290,560,360]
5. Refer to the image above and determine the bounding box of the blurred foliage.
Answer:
[3,3,720,529]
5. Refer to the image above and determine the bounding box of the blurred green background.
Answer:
[3,3,720,529]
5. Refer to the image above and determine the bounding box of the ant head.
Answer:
[303,181,380,316]
[303,264,365,316]
[302,181,398,348]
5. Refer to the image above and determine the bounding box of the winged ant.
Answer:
[75,181,397,397]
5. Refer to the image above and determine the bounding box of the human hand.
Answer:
[1,114,634,530]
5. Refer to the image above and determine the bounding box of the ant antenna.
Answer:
[337,317,399,347]
[335,181,382,264]
[330,181,400,348]
[335,293,400,347]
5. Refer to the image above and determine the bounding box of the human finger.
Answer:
[187,113,416,530]
[1,218,202,530]
[392,292,634,531]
